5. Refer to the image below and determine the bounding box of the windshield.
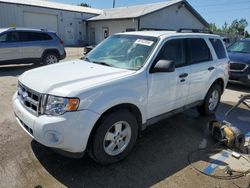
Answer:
[227,40,250,53]
[85,34,158,70]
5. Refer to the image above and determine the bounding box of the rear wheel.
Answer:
[89,109,138,164]
[198,84,222,115]
[43,52,59,65]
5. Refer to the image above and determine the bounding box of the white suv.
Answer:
[13,31,229,164]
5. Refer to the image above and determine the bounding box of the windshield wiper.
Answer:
[92,61,112,67]
[228,50,249,54]
[83,57,91,62]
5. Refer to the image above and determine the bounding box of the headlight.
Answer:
[44,95,80,116]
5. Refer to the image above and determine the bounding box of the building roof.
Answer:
[0,0,102,14]
[88,0,208,27]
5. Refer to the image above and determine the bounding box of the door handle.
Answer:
[179,73,188,78]
[208,67,215,71]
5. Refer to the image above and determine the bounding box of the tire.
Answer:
[89,109,138,164]
[197,84,222,116]
[42,52,59,65]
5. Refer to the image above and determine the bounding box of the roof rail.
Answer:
[177,28,213,34]
[8,27,16,30]
[140,28,176,31]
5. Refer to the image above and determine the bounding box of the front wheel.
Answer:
[197,84,222,115]
[89,109,138,164]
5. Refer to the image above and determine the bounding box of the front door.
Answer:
[0,31,22,61]
[147,38,190,119]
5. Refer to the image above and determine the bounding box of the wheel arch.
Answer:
[86,103,142,151]
[42,49,60,59]
[211,77,225,94]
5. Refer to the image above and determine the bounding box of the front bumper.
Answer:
[12,92,100,154]
[229,71,250,83]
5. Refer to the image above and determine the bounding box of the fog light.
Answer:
[45,131,62,144]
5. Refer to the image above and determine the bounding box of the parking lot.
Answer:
[0,55,250,188]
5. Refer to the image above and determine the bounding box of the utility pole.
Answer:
[113,0,115,8]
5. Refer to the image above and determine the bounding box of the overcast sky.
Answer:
[52,0,250,31]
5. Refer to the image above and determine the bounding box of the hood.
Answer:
[228,52,250,64]
[19,60,135,96]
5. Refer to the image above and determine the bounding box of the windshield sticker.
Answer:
[135,39,154,46]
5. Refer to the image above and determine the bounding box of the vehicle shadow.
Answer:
[227,82,250,93]
[0,64,41,77]
[31,102,249,188]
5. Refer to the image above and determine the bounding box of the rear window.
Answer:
[187,38,212,64]
[209,38,227,59]
[32,32,52,41]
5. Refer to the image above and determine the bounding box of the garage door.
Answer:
[23,12,58,33]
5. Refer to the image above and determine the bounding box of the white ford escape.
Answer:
[13,31,229,164]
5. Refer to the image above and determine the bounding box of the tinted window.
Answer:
[188,38,211,64]
[6,32,19,42]
[157,39,186,67]
[32,32,52,41]
[209,38,226,59]
[18,32,52,42]
[18,32,31,42]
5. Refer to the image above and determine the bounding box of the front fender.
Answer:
[77,74,148,123]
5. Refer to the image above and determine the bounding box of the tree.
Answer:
[227,19,248,35]
[79,2,91,7]
[207,19,249,37]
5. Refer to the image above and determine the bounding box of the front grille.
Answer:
[230,62,248,72]
[17,82,41,115]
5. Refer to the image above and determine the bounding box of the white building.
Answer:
[88,0,208,44]
[0,0,101,45]
[0,0,208,46]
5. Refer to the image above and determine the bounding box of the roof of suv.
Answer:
[0,27,55,33]
[119,30,220,38]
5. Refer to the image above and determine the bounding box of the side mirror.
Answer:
[151,60,175,73]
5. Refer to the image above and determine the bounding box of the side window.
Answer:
[0,33,8,42]
[187,38,212,64]
[18,32,30,42]
[31,32,52,41]
[209,38,227,59]
[6,32,19,42]
[157,39,186,68]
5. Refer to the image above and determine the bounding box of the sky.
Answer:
[52,0,250,31]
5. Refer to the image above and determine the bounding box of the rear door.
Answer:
[19,31,52,59]
[0,31,22,61]
[185,38,214,104]
[147,38,190,118]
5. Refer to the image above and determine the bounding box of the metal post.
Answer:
[113,0,115,8]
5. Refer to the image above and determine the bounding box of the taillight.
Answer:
[60,39,64,44]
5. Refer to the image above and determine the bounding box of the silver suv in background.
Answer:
[0,28,66,65]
